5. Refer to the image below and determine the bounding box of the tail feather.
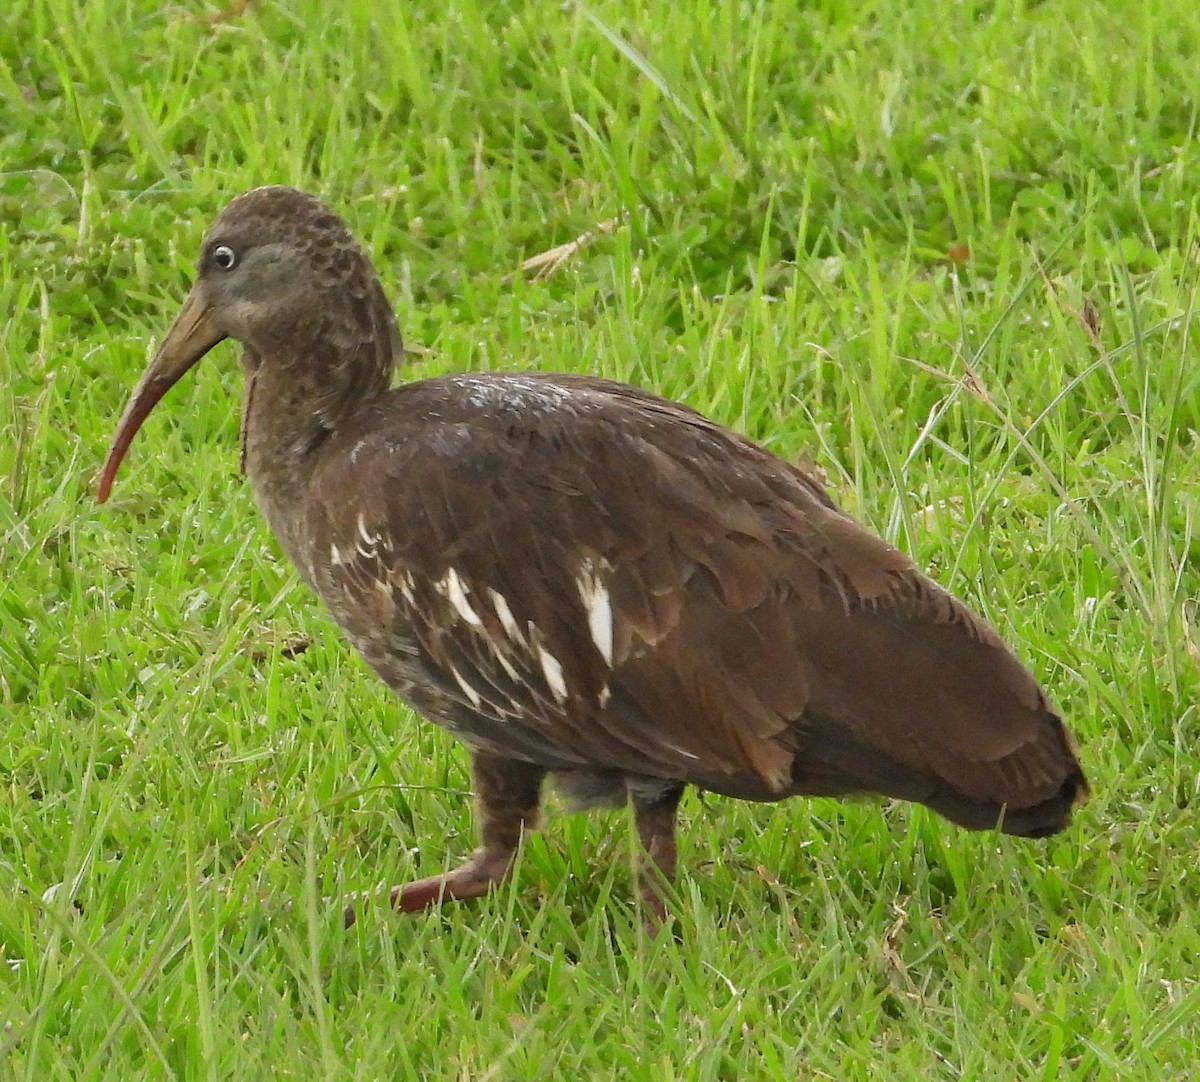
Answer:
[790,708,1088,837]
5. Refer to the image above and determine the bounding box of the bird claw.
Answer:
[342,857,510,928]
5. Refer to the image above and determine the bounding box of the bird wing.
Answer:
[304,374,1073,811]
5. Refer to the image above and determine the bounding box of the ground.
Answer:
[1,0,1198,1078]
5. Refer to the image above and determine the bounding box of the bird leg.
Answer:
[632,784,684,930]
[344,752,545,928]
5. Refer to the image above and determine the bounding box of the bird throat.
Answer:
[235,350,314,573]
[239,367,257,476]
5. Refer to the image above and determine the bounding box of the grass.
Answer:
[1,0,1198,1076]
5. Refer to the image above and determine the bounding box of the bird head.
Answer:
[98,185,400,501]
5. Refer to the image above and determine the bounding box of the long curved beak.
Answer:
[97,286,227,503]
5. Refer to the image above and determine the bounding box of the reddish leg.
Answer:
[344,752,545,928]
[633,785,683,931]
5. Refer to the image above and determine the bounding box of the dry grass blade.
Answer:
[1033,253,1104,352]
[519,217,619,278]
[899,354,993,405]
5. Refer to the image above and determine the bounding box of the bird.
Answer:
[98,185,1088,928]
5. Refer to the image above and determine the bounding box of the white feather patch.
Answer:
[538,645,569,703]
[442,568,482,626]
[449,665,483,709]
[356,513,378,546]
[490,645,521,682]
[576,557,614,666]
[393,569,415,604]
[489,589,524,644]
[356,514,386,558]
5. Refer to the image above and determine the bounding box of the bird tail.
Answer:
[789,707,1088,838]
[920,722,1089,837]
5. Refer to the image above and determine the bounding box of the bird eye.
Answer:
[212,244,237,271]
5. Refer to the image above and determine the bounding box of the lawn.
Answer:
[2,0,1199,1077]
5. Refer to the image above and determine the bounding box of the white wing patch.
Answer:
[537,645,569,703]
[383,565,588,710]
[488,589,525,645]
[663,741,701,762]
[355,513,390,558]
[448,665,483,709]
[439,567,482,626]
[393,568,415,605]
[356,513,377,545]
[576,557,614,666]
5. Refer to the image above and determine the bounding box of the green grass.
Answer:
[2,0,1199,1077]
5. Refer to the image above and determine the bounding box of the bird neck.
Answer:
[238,340,392,580]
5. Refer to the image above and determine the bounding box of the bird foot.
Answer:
[342,849,511,928]
[639,886,670,935]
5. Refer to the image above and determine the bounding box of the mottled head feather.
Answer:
[204,186,368,291]
[192,185,402,424]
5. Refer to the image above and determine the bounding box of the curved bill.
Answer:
[97,287,226,503]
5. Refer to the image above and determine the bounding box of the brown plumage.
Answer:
[98,186,1087,927]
